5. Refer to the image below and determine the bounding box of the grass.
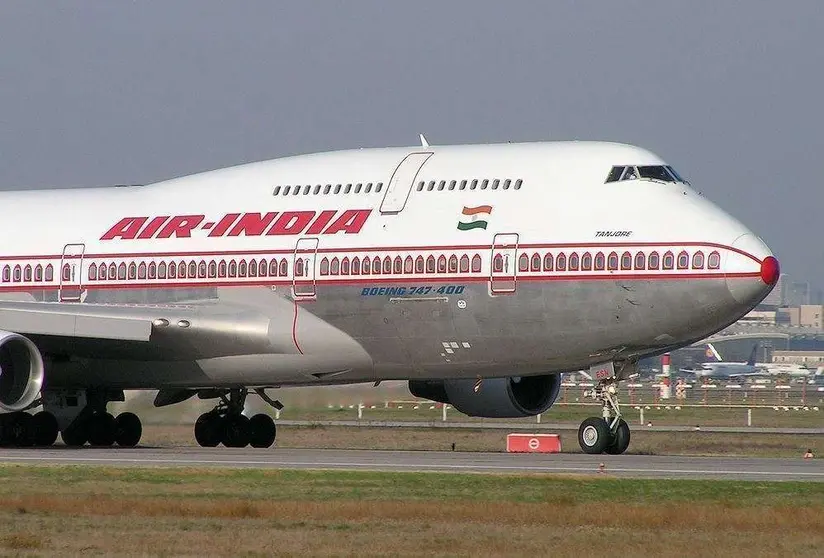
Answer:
[139,424,821,458]
[0,467,821,557]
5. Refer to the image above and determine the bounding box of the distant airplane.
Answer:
[679,343,762,379]
[681,343,812,379]
[0,140,778,456]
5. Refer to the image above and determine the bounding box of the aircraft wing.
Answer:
[0,299,289,361]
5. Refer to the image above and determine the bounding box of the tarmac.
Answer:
[0,447,821,480]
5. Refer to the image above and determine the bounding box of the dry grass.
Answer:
[0,466,822,557]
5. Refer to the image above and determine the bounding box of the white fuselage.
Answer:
[0,142,777,389]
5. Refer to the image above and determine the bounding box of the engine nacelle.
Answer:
[409,374,562,418]
[0,331,45,412]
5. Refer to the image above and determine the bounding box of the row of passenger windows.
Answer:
[416,178,522,192]
[87,258,292,281]
[273,182,384,197]
[1,263,55,283]
[0,248,722,286]
[319,254,483,276]
[512,250,720,273]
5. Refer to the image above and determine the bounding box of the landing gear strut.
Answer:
[577,364,632,455]
[194,388,278,449]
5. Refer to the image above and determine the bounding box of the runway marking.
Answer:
[0,455,822,477]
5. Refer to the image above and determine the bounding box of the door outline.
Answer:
[379,152,434,214]
[59,243,86,302]
[293,237,319,298]
[490,233,519,294]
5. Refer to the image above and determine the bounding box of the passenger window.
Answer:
[320,258,330,276]
[345,184,352,194]
[514,179,522,190]
[594,252,605,271]
[273,186,281,196]
[459,255,469,273]
[393,257,402,274]
[568,252,579,271]
[621,252,632,270]
[459,180,467,190]
[352,257,361,275]
[331,258,340,275]
[471,254,482,272]
[543,253,553,271]
[362,257,371,275]
[581,252,592,271]
[518,254,529,272]
[341,258,350,275]
[607,252,619,271]
[417,181,424,191]
[648,252,660,269]
[634,251,646,270]
[707,251,721,269]
[530,253,541,272]
[677,251,689,269]
[492,179,500,190]
[438,181,445,191]
[692,251,705,269]
[383,257,392,274]
[662,252,674,270]
[415,256,424,273]
[470,180,478,190]
[556,253,567,271]
[406,256,415,274]
[324,184,332,195]
[437,255,447,273]
[503,179,511,190]
[449,180,456,191]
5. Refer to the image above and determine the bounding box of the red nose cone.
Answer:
[760,256,780,285]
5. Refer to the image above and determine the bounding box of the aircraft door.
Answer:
[59,243,86,302]
[379,152,433,214]
[490,233,518,294]
[293,237,319,298]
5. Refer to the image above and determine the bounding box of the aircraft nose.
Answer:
[725,233,779,306]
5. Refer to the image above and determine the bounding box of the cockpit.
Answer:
[605,165,687,184]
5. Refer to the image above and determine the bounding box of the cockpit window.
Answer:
[637,166,675,182]
[605,165,686,184]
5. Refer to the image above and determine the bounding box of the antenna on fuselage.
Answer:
[419,134,430,148]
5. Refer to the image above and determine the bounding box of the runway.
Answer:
[0,447,821,480]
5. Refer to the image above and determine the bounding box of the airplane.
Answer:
[0,140,778,455]
[679,343,763,379]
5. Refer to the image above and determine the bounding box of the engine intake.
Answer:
[409,374,562,418]
[0,331,45,412]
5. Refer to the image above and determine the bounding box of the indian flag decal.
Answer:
[457,205,492,231]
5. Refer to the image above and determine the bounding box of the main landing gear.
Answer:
[194,388,279,448]
[0,389,143,448]
[577,374,631,455]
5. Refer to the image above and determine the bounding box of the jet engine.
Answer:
[0,331,45,412]
[408,374,562,418]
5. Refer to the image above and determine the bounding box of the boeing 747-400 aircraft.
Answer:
[0,141,778,454]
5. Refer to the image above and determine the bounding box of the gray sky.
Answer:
[1,2,821,289]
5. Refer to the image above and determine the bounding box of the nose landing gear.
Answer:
[577,364,632,455]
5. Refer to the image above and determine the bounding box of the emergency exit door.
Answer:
[59,243,85,302]
[379,152,433,213]
[490,233,518,294]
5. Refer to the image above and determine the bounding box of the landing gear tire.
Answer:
[115,412,142,447]
[605,419,631,455]
[578,417,611,454]
[249,414,277,448]
[223,415,251,448]
[194,413,223,447]
[62,421,89,447]
[88,412,117,446]
[31,411,59,446]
